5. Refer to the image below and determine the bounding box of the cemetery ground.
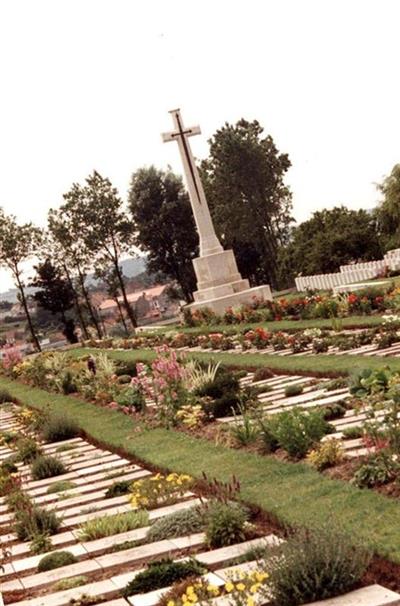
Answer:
[4,297,400,604]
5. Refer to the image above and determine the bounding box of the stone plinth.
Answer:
[186,248,272,314]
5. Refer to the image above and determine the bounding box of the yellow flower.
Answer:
[255,571,268,582]
[250,584,259,594]
[225,582,234,593]
[236,583,246,592]
[181,594,188,603]
[247,598,255,606]
[186,587,194,595]
[167,601,175,606]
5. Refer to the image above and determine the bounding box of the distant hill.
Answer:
[0,256,148,302]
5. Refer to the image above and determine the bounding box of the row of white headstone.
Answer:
[295,249,400,292]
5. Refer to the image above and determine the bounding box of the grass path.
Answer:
[2,375,400,562]
[173,315,386,335]
[71,347,400,377]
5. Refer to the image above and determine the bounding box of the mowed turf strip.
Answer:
[169,314,387,335]
[70,346,400,377]
[1,375,400,563]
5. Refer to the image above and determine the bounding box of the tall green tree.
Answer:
[278,206,382,285]
[128,166,198,302]
[47,209,101,339]
[375,164,400,250]
[31,259,78,343]
[95,265,129,336]
[63,171,137,330]
[200,119,293,287]
[0,210,42,351]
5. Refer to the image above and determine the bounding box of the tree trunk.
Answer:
[114,262,137,330]
[63,264,89,340]
[76,264,103,339]
[15,273,41,352]
[114,294,129,335]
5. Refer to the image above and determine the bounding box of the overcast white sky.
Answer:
[0,0,399,291]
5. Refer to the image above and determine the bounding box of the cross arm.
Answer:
[162,125,201,143]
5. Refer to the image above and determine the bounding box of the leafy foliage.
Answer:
[38,550,77,572]
[31,455,68,480]
[146,507,204,542]
[265,525,371,606]
[128,166,198,302]
[200,119,293,286]
[77,510,149,541]
[205,501,248,548]
[41,415,79,442]
[259,408,330,458]
[279,206,382,283]
[122,558,205,596]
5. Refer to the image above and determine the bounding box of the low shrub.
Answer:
[284,384,303,398]
[306,439,344,471]
[342,426,364,440]
[352,454,398,488]
[104,480,131,499]
[205,501,248,548]
[30,533,53,555]
[41,415,79,442]
[31,456,67,480]
[38,550,77,572]
[77,509,148,541]
[130,473,193,509]
[320,402,347,421]
[312,338,329,353]
[0,388,14,403]
[115,386,146,412]
[16,438,43,464]
[1,457,18,474]
[15,507,61,541]
[122,558,205,597]
[252,368,274,382]
[146,507,204,542]
[265,525,371,606]
[46,480,77,494]
[259,408,330,459]
[54,576,88,591]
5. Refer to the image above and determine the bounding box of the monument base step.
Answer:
[186,284,272,315]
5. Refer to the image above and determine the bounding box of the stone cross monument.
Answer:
[162,109,272,314]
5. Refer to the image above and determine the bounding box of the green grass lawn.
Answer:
[71,346,400,377]
[165,315,386,335]
[2,375,400,562]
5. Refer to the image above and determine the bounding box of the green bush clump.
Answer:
[0,388,14,403]
[38,550,77,572]
[352,455,397,488]
[16,438,43,464]
[197,371,244,418]
[320,402,347,421]
[205,501,248,548]
[54,576,88,591]
[41,415,79,442]
[31,456,67,480]
[146,507,204,542]
[46,480,77,494]
[266,526,371,606]
[1,456,18,474]
[342,426,363,440]
[349,368,390,397]
[259,408,330,459]
[252,368,274,382]
[122,559,205,597]
[77,509,149,541]
[15,507,61,541]
[284,384,303,398]
[104,480,131,499]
